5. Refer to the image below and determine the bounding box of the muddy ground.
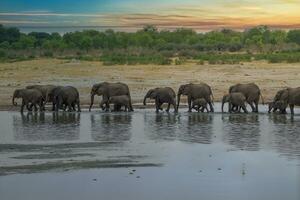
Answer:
[0,59,299,109]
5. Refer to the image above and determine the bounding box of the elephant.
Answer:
[222,92,248,113]
[143,87,177,113]
[229,83,264,113]
[99,99,121,111]
[89,82,133,112]
[271,88,291,113]
[177,83,214,112]
[267,101,288,114]
[192,98,209,112]
[272,87,300,115]
[26,85,57,110]
[108,95,131,111]
[43,86,63,111]
[12,89,44,113]
[53,86,81,112]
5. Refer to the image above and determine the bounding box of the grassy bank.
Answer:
[0,58,299,108]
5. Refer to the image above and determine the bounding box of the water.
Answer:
[0,106,300,200]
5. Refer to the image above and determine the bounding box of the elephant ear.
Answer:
[181,84,189,94]
[149,89,157,98]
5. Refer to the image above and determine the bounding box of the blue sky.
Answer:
[1,0,300,31]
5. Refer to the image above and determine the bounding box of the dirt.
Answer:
[0,58,299,109]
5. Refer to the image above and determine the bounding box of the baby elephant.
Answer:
[12,89,44,113]
[268,101,287,114]
[222,92,248,113]
[108,95,130,112]
[192,98,209,112]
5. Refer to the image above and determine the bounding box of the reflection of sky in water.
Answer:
[0,110,300,200]
[0,110,299,160]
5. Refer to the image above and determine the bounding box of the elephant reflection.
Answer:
[179,113,213,144]
[268,115,300,160]
[144,113,178,141]
[90,113,132,142]
[13,112,80,141]
[222,114,260,151]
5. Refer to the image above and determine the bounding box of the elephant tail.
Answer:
[260,92,265,105]
[211,93,215,105]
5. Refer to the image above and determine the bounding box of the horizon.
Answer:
[1,0,300,32]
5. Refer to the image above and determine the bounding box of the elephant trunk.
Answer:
[221,98,225,113]
[89,93,95,111]
[143,95,148,106]
[177,94,181,111]
[12,93,17,106]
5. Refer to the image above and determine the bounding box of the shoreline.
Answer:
[0,58,299,109]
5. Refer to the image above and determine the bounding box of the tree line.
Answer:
[0,24,300,64]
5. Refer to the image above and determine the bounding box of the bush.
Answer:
[0,49,6,58]
[43,51,53,57]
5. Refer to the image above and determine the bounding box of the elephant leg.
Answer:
[21,100,26,113]
[172,100,177,113]
[166,103,170,112]
[105,99,110,112]
[208,102,214,112]
[238,106,241,113]
[52,102,55,111]
[201,106,205,112]
[39,101,44,112]
[205,106,209,113]
[155,99,160,113]
[289,104,294,115]
[229,103,232,113]
[77,101,81,112]
[127,94,134,112]
[242,104,248,113]
[188,97,192,112]
[247,101,255,112]
[68,104,73,112]
[254,100,259,113]
[33,103,38,112]
[72,103,76,111]
[27,103,33,111]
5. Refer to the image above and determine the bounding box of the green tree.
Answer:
[287,30,300,44]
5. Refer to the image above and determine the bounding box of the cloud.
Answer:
[0,12,105,17]
[0,20,49,24]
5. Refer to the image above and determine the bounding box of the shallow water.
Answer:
[0,105,300,200]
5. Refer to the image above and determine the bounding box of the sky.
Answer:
[0,0,300,32]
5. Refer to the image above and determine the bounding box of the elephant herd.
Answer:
[12,82,300,115]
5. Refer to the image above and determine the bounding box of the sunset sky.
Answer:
[1,0,300,31]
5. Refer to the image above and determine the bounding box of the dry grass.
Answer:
[0,58,299,107]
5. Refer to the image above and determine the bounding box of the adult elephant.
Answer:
[53,86,81,112]
[26,85,57,110]
[12,89,44,113]
[44,86,63,111]
[177,83,214,112]
[229,83,264,113]
[143,87,177,113]
[221,92,248,113]
[89,82,133,112]
[274,87,300,115]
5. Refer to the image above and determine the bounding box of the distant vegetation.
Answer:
[0,24,300,64]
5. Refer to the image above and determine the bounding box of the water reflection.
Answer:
[144,113,179,141]
[145,113,213,144]
[13,112,80,142]
[222,114,260,151]
[90,113,132,142]
[180,113,213,144]
[268,114,300,159]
